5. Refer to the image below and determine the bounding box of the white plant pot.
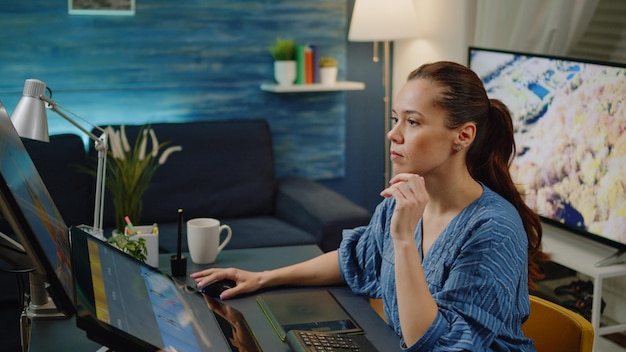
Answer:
[320,66,338,85]
[274,60,297,86]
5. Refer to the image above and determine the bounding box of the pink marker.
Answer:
[124,216,136,234]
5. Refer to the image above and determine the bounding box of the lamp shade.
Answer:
[11,79,49,142]
[348,0,419,42]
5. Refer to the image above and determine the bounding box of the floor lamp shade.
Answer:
[348,0,419,185]
[348,0,419,41]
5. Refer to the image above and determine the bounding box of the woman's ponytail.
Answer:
[469,99,550,291]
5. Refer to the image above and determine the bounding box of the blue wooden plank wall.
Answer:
[0,0,348,179]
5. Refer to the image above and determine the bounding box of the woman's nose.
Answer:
[387,123,401,143]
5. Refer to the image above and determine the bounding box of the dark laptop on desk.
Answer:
[70,225,262,352]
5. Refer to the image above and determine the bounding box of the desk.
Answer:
[29,245,401,351]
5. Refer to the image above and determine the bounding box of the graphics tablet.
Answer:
[256,290,362,341]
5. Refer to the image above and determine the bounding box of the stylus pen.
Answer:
[176,208,183,260]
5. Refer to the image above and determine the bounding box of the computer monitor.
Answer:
[70,225,262,352]
[468,46,626,266]
[0,231,31,270]
[0,100,75,316]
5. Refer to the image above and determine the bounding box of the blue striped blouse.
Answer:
[338,186,535,351]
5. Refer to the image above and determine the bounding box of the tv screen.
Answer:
[0,100,75,316]
[468,46,626,257]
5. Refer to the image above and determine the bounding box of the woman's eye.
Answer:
[408,119,418,126]
[390,116,399,125]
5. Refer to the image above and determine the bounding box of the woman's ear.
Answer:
[456,122,476,148]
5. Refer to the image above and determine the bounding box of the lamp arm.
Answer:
[93,136,107,235]
[39,95,108,237]
[38,95,103,144]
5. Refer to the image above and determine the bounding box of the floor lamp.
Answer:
[348,0,419,185]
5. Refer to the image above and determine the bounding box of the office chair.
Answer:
[368,298,386,322]
[522,295,595,352]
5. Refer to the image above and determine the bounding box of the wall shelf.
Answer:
[260,81,365,93]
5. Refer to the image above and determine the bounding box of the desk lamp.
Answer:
[11,79,108,239]
[348,0,419,185]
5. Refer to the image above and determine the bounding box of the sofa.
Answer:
[5,118,371,254]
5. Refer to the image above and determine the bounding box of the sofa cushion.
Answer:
[96,120,276,227]
[275,177,371,251]
[22,134,94,228]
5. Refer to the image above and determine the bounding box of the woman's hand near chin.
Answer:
[380,173,428,242]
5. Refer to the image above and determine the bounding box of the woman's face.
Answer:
[388,78,458,177]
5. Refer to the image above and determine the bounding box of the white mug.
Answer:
[187,218,232,264]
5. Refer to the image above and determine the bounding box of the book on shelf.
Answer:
[305,46,313,84]
[311,44,320,83]
[296,44,306,84]
[296,44,320,85]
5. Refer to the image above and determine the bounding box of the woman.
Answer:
[191,61,548,351]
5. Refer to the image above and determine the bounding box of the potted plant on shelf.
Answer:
[319,56,338,85]
[269,37,296,86]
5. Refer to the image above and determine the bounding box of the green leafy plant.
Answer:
[100,125,182,261]
[104,125,182,254]
[269,38,295,61]
[319,57,338,67]
[108,233,147,262]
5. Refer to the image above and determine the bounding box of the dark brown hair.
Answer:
[407,61,549,290]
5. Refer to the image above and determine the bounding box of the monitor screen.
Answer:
[70,225,262,352]
[468,46,626,252]
[0,100,75,316]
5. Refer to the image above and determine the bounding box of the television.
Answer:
[468,46,626,266]
[0,100,75,316]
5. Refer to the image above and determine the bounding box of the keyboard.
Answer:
[285,330,378,352]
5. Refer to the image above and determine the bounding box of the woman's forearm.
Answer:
[394,240,438,346]
[259,250,342,288]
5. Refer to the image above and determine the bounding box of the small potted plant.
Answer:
[269,37,296,86]
[319,56,338,85]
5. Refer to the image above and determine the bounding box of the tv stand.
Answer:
[595,250,626,267]
[542,223,626,348]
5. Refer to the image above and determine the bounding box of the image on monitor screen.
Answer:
[0,100,75,316]
[468,47,626,263]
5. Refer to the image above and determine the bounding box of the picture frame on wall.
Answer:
[69,0,135,16]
